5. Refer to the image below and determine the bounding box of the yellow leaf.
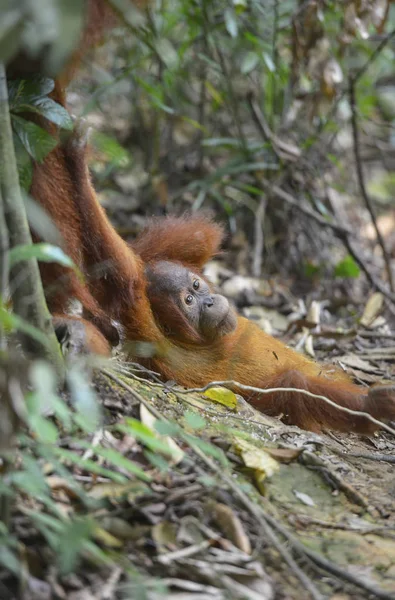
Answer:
[93,526,123,548]
[205,81,224,105]
[235,439,280,478]
[203,387,238,409]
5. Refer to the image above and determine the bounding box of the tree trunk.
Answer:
[0,63,64,376]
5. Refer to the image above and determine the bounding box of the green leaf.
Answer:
[12,115,58,162]
[144,450,170,472]
[241,51,259,74]
[12,456,49,497]
[225,8,238,38]
[91,131,130,167]
[262,53,276,72]
[0,306,50,350]
[154,420,180,436]
[57,518,95,574]
[334,255,360,279]
[13,133,33,190]
[8,78,55,109]
[77,445,152,482]
[29,361,72,429]
[155,38,178,68]
[121,418,178,456]
[303,262,322,278]
[28,414,59,444]
[13,98,73,130]
[203,137,243,148]
[0,546,21,576]
[184,411,206,430]
[53,448,128,483]
[135,77,175,114]
[183,434,229,468]
[67,368,101,433]
[9,243,76,269]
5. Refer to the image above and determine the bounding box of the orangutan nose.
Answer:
[203,296,214,307]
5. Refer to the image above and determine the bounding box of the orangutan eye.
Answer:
[185,294,194,305]
[193,279,200,290]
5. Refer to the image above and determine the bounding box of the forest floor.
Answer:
[10,283,395,600]
[81,305,395,600]
[8,61,395,600]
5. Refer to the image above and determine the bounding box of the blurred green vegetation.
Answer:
[1,0,395,591]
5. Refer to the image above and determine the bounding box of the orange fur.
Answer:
[12,0,395,433]
[17,0,147,343]
[132,215,224,269]
[126,219,395,433]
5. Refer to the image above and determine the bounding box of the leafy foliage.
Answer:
[85,0,395,278]
[8,77,73,189]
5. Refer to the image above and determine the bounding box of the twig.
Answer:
[331,450,395,464]
[186,441,325,600]
[101,368,324,600]
[176,380,395,437]
[158,538,216,565]
[349,77,394,293]
[109,363,395,435]
[301,451,370,511]
[352,29,395,85]
[99,566,123,600]
[270,0,279,129]
[262,512,394,600]
[0,185,9,351]
[252,196,266,277]
[259,180,353,236]
[252,179,395,304]
[340,232,395,303]
[213,43,248,157]
[246,93,300,161]
[102,369,395,599]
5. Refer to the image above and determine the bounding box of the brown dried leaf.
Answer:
[360,292,384,328]
[262,447,303,464]
[212,503,252,555]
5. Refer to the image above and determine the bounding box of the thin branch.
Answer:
[213,43,249,156]
[270,0,279,129]
[103,369,394,599]
[101,368,324,600]
[0,63,64,373]
[262,511,395,600]
[352,28,395,84]
[246,92,300,161]
[261,179,395,304]
[197,0,209,171]
[252,196,266,278]
[259,180,353,236]
[339,231,395,303]
[349,77,394,293]
[311,28,395,157]
[158,538,216,565]
[109,363,395,436]
[0,185,9,351]
[331,450,395,464]
[176,380,395,436]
